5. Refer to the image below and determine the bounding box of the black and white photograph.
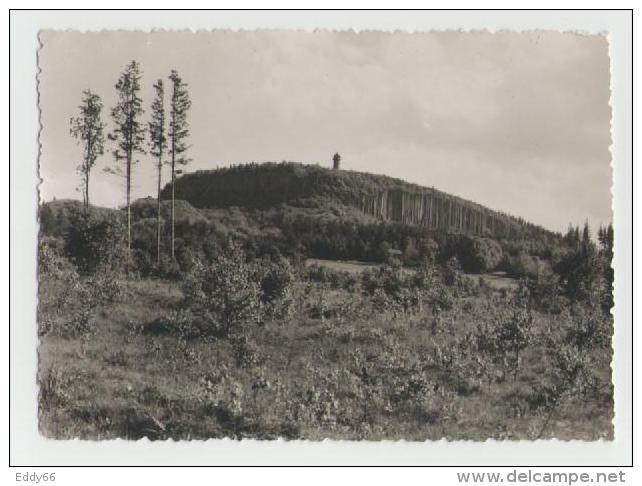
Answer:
[8,7,636,476]
[34,28,617,443]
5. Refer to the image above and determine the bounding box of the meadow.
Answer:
[38,242,614,441]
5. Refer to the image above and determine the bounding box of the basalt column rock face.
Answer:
[163,162,536,240]
[356,189,515,238]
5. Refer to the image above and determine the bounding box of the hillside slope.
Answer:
[162,162,556,241]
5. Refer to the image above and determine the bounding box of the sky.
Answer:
[38,30,613,234]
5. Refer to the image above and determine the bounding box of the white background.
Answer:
[6,4,636,484]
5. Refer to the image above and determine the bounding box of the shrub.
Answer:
[131,248,155,278]
[63,208,126,274]
[526,268,566,314]
[529,342,599,439]
[182,241,261,334]
[155,254,183,280]
[441,235,503,273]
[39,236,75,279]
[256,257,295,319]
[361,263,422,315]
[146,308,201,340]
[505,252,541,279]
[258,258,294,304]
[565,303,612,350]
[306,264,329,283]
[430,285,456,311]
[474,294,534,382]
[443,257,464,287]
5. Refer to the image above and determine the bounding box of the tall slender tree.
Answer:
[70,89,105,211]
[598,223,614,260]
[168,70,192,260]
[107,60,146,269]
[582,220,591,250]
[149,79,167,266]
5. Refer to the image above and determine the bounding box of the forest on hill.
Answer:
[163,162,559,243]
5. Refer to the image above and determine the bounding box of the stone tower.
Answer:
[332,152,341,170]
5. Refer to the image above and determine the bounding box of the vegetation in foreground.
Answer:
[37,209,614,440]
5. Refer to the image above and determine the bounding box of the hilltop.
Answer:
[161,162,558,242]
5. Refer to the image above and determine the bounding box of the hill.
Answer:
[161,162,557,242]
[40,164,567,276]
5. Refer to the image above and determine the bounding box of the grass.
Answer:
[306,258,381,275]
[308,258,519,291]
[37,266,613,441]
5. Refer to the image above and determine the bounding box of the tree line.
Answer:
[69,60,191,271]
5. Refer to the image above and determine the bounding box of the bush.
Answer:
[39,236,75,279]
[565,303,612,350]
[411,261,439,290]
[258,258,294,303]
[410,260,457,310]
[529,342,599,439]
[145,308,201,340]
[63,208,126,274]
[443,257,464,287]
[130,218,159,276]
[474,294,534,382]
[182,241,261,334]
[155,254,183,280]
[505,252,540,279]
[256,257,295,318]
[441,235,503,273]
[361,263,421,314]
[131,248,155,278]
[526,269,566,314]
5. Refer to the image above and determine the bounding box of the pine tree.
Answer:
[168,70,192,261]
[605,223,614,259]
[149,79,167,266]
[564,223,579,248]
[107,60,146,270]
[582,220,592,253]
[604,222,615,311]
[70,89,105,211]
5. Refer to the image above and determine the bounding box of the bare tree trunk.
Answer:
[82,171,88,211]
[83,143,90,212]
[157,152,162,266]
[171,153,175,261]
[126,154,131,273]
[125,87,134,275]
